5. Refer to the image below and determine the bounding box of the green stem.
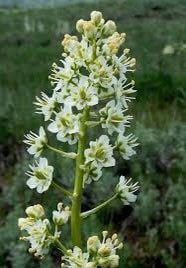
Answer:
[55,239,68,255]
[71,107,89,247]
[81,193,118,219]
[46,144,77,159]
[52,181,73,197]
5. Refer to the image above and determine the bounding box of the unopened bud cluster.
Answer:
[62,231,123,268]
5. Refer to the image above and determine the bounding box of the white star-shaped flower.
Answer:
[34,92,56,121]
[52,203,70,225]
[23,127,47,158]
[48,104,79,145]
[83,161,103,185]
[84,135,115,168]
[99,100,132,135]
[65,76,98,110]
[116,176,139,205]
[26,158,54,193]
[116,133,138,160]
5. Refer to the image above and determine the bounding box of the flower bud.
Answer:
[129,58,136,67]
[87,235,100,253]
[25,204,45,218]
[83,21,96,39]
[53,204,70,225]
[123,48,130,55]
[108,255,120,268]
[103,20,116,36]
[76,19,85,33]
[102,230,108,238]
[61,34,78,48]
[118,242,124,249]
[90,11,102,24]
[112,233,118,240]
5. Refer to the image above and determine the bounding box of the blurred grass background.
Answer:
[0,0,186,267]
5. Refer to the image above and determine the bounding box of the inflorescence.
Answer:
[19,11,140,267]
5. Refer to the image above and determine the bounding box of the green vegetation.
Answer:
[0,0,185,267]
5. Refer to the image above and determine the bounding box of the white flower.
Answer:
[83,161,103,185]
[99,100,132,135]
[65,76,98,110]
[62,246,89,268]
[18,205,52,258]
[112,53,136,80]
[89,56,113,88]
[49,57,76,91]
[116,176,139,205]
[84,135,115,167]
[34,91,56,121]
[79,37,96,64]
[23,127,47,157]
[26,158,54,193]
[112,77,136,108]
[48,104,79,145]
[52,203,70,225]
[20,218,52,258]
[18,217,35,231]
[116,133,138,160]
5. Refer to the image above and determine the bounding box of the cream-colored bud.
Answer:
[108,255,120,268]
[114,239,119,246]
[121,32,126,39]
[87,235,100,253]
[76,19,85,33]
[83,21,96,39]
[61,34,78,47]
[124,48,130,55]
[90,11,102,24]
[131,80,135,86]
[103,20,116,36]
[112,233,118,240]
[118,242,123,249]
[102,230,108,237]
[25,204,45,218]
[130,58,136,67]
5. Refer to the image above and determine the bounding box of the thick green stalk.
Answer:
[71,107,89,246]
